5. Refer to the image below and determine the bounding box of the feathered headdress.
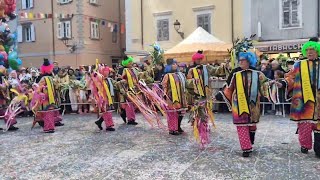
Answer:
[229,35,257,68]
[149,42,164,65]
[238,51,257,67]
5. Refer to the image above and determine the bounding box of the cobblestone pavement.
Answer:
[0,113,319,180]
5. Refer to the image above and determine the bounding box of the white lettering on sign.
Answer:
[267,43,304,52]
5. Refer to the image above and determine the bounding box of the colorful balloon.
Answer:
[4,45,10,53]
[7,33,16,40]
[0,51,8,61]
[17,58,22,65]
[9,59,19,70]
[0,22,8,32]
[8,50,17,60]
[6,39,14,46]
[0,54,4,61]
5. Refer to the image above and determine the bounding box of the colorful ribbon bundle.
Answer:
[189,99,213,148]
[139,81,168,115]
[126,91,163,128]
[0,89,27,132]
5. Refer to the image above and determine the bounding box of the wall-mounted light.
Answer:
[60,37,77,53]
[174,20,184,39]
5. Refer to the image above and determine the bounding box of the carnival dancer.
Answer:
[0,65,19,131]
[1,88,28,132]
[284,39,320,157]
[186,51,225,146]
[91,64,116,132]
[138,60,155,85]
[116,56,139,125]
[217,52,272,157]
[32,59,63,133]
[162,59,187,135]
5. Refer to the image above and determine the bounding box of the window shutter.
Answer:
[66,21,71,38]
[30,24,35,41]
[197,15,204,28]
[163,20,169,40]
[21,0,27,9]
[17,25,23,42]
[96,23,99,38]
[57,22,62,38]
[30,0,34,8]
[90,22,94,38]
[157,20,161,41]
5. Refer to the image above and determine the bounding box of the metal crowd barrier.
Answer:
[211,100,291,118]
[59,101,291,117]
[58,78,291,117]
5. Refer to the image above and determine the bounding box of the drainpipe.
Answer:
[318,0,320,37]
[119,0,122,56]
[141,0,144,50]
[231,0,234,45]
[51,0,56,59]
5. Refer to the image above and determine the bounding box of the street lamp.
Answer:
[61,37,70,47]
[60,37,77,53]
[174,20,184,39]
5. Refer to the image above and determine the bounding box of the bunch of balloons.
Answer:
[0,0,16,22]
[0,0,20,70]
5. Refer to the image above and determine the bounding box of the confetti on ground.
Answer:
[0,113,319,179]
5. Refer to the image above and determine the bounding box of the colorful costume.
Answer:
[116,56,139,125]
[285,41,320,157]
[32,59,62,133]
[162,60,187,135]
[218,52,271,157]
[0,66,20,131]
[90,65,116,131]
[186,51,225,146]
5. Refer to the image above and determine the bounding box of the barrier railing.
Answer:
[59,101,291,117]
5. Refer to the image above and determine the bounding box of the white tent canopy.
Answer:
[177,27,224,45]
[164,27,231,62]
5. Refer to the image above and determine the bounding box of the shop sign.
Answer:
[268,43,303,52]
[256,41,307,52]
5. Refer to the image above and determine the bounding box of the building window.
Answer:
[89,0,98,5]
[21,0,34,9]
[112,32,117,43]
[157,19,169,41]
[90,21,100,39]
[17,24,35,42]
[197,14,211,33]
[57,21,71,39]
[24,25,32,42]
[58,0,72,4]
[281,0,301,28]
